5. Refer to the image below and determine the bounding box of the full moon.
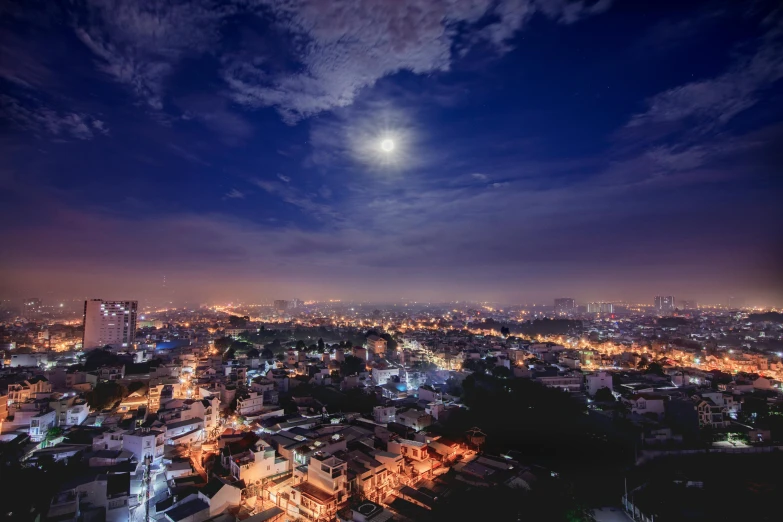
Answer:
[380,139,395,152]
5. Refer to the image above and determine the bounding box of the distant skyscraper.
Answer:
[289,298,304,309]
[679,300,698,310]
[587,302,614,313]
[654,296,675,311]
[728,296,745,309]
[273,300,289,313]
[554,298,576,314]
[83,299,138,349]
[22,298,42,319]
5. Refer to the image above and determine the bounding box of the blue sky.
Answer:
[1,0,782,305]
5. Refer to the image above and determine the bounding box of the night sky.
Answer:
[1,0,782,305]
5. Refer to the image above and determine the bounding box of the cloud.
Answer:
[224,188,246,199]
[471,173,488,180]
[73,0,232,109]
[225,0,612,123]
[0,93,109,140]
[253,178,339,221]
[168,144,211,166]
[277,173,291,183]
[628,21,783,132]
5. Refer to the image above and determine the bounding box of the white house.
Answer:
[628,394,666,419]
[197,477,242,516]
[229,440,288,484]
[123,428,165,462]
[585,371,613,396]
[237,392,264,416]
[373,406,396,424]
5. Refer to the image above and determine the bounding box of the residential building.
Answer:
[123,428,165,462]
[290,452,348,520]
[366,335,387,357]
[373,406,396,424]
[628,394,666,419]
[82,299,138,349]
[585,371,613,396]
[697,399,730,429]
[654,296,675,312]
[197,478,242,516]
[236,391,264,416]
[29,408,57,442]
[8,377,52,404]
[229,440,288,483]
[554,298,576,314]
[536,374,583,392]
[587,302,614,314]
[396,409,432,431]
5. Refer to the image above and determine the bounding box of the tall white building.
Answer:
[82,299,138,349]
[654,295,675,311]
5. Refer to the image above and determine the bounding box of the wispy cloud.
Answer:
[224,188,246,199]
[253,178,339,221]
[225,0,612,123]
[628,17,783,132]
[1,93,109,140]
[277,173,291,183]
[73,0,232,109]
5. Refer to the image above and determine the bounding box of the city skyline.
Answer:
[2,0,783,306]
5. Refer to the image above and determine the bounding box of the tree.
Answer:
[492,366,512,378]
[45,427,64,442]
[637,356,649,370]
[296,340,306,351]
[214,337,233,351]
[500,326,510,337]
[317,338,325,351]
[340,355,365,376]
[645,362,665,376]
[228,315,249,328]
[593,387,615,402]
[86,381,127,411]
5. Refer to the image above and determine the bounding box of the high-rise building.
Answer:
[554,298,576,314]
[654,296,675,311]
[587,302,614,313]
[22,298,42,319]
[83,299,138,349]
[289,298,304,309]
[728,296,745,309]
[273,300,289,313]
[679,300,698,310]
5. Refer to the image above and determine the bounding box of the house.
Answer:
[396,410,432,431]
[197,477,242,516]
[164,498,210,522]
[335,445,401,504]
[229,439,288,483]
[696,399,729,429]
[372,368,400,386]
[165,417,204,445]
[366,336,387,357]
[373,406,396,424]
[123,428,165,462]
[29,408,57,442]
[48,472,131,522]
[8,377,52,404]
[237,392,264,416]
[93,427,126,451]
[387,439,428,462]
[535,374,583,392]
[289,452,349,521]
[628,394,666,420]
[586,371,613,397]
[416,386,441,403]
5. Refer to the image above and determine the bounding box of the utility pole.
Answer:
[144,454,152,522]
